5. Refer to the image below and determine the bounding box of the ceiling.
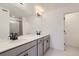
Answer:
[29,3,79,13]
[0,3,79,17]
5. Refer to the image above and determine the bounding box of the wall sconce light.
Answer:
[36,12,41,16]
[36,10,42,16]
[35,5,44,16]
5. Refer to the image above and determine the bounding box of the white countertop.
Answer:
[0,33,49,53]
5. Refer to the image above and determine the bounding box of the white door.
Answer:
[65,12,79,47]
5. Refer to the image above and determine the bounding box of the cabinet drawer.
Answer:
[0,40,37,56]
[19,45,37,56]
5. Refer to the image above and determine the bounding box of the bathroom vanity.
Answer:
[0,34,50,56]
[0,7,50,56]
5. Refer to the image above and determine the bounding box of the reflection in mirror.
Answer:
[9,17,23,37]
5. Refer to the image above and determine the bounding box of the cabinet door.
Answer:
[38,39,43,56]
[44,35,50,54]
[28,45,37,56]
[46,39,50,50]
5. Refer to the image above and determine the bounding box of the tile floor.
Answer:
[44,45,79,56]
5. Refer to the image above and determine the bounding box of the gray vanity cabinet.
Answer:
[37,38,44,56]
[0,40,37,56]
[0,35,50,56]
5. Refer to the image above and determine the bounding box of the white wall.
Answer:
[29,16,43,34]
[22,17,32,35]
[42,10,64,50]
[65,12,79,47]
